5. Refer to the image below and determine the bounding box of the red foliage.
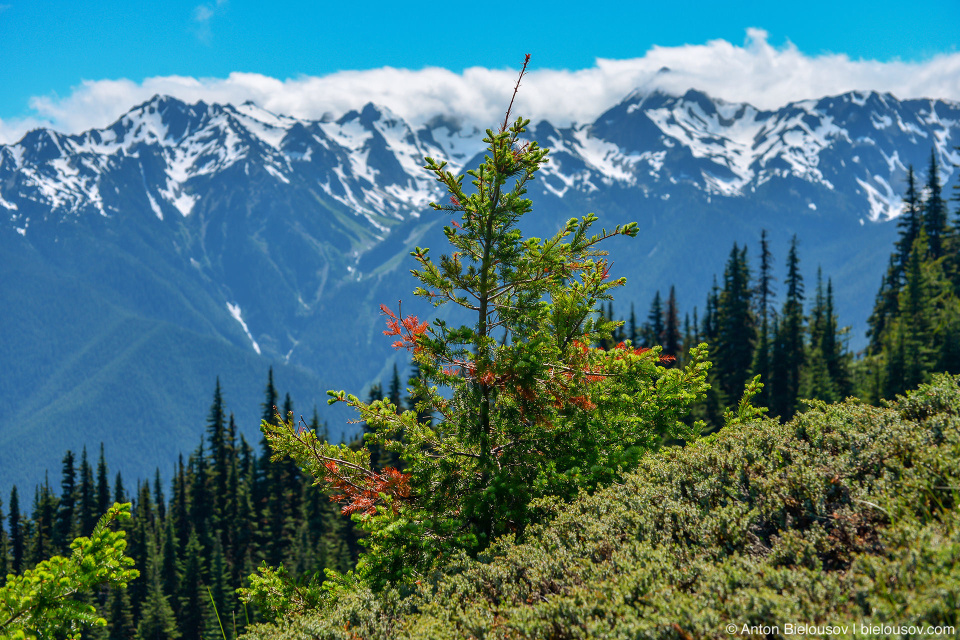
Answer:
[381,303,429,352]
[326,464,413,517]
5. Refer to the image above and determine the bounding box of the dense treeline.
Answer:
[603,228,853,428]
[0,367,413,638]
[603,147,959,427]
[863,151,960,398]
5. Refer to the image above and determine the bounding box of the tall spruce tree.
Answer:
[0,496,7,586]
[55,450,77,555]
[8,486,23,574]
[27,481,57,568]
[772,236,805,419]
[896,166,922,282]
[78,446,96,536]
[97,444,111,516]
[206,378,229,518]
[923,149,948,260]
[752,230,776,407]
[714,243,755,404]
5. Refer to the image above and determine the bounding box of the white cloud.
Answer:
[2,29,960,145]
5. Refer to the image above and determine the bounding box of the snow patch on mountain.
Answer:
[226,302,261,355]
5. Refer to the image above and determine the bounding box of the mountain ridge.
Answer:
[1,86,958,492]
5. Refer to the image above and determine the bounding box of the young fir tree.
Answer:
[104,578,135,640]
[260,59,709,589]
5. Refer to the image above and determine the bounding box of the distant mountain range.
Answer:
[2,88,958,492]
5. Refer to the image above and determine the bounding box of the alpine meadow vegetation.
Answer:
[256,56,711,595]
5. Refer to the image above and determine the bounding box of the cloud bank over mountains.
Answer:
[3,29,960,145]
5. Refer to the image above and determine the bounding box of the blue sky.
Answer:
[1,0,959,142]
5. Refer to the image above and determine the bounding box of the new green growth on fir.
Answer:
[259,57,711,591]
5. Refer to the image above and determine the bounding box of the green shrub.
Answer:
[243,375,960,639]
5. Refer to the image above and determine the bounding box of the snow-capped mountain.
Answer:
[1,89,958,492]
[4,90,957,237]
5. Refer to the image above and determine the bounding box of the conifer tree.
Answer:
[105,582,135,640]
[662,286,681,362]
[821,278,851,397]
[177,531,205,640]
[628,303,638,345]
[896,166,922,282]
[388,364,403,409]
[772,236,805,419]
[0,497,7,587]
[137,533,180,640]
[8,487,23,574]
[802,269,850,403]
[207,378,229,517]
[188,441,211,551]
[27,481,57,569]
[714,243,755,403]
[204,537,232,640]
[153,469,165,522]
[752,230,775,408]
[923,149,948,259]
[701,276,720,346]
[866,255,901,355]
[97,444,111,516]
[160,517,181,618]
[55,450,76,555]
[115,472,128,504]
[262,66,708,587]
[170,456,189,553]
[78,446,97,536]
[643,291,664,348]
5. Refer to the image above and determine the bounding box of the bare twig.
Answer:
[500,54,531,133]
